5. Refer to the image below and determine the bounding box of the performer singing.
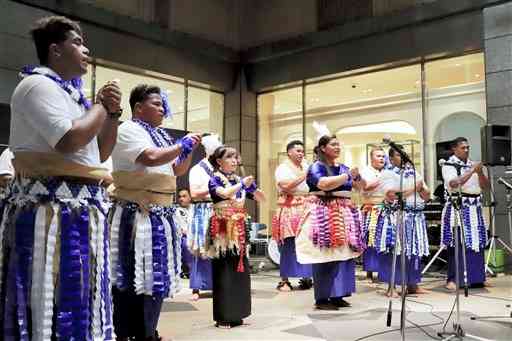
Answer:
[441,137,490,291]
[360,147,387,282]
[187,134,222,300]
[1,16,121,340]
[272,140,313,291]
[174,188,194,279]
[206,145,265,328]
[110,84,201,340]
[377,145,430,295]
[296,122,365,310]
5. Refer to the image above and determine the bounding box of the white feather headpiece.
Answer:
[312,121,331,143]
[202,134,222,156]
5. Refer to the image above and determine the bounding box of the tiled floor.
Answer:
[157,269,512,341]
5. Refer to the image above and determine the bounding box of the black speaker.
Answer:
[481,124,511,166]
[436,141,453,181]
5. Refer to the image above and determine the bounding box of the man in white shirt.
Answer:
[360,147,387,282]
[1,16,121,341]
[272,140,313,291]
[186,134,221,300]
[174,188,195,280]
[441,137,490,291]
[110,84,200,341]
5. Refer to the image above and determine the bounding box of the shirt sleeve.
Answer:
[116,123,153,164]
[208,175,224,198]
[189,165,208,191]
[306,162,326,188]
[442,165,458,189]
[12,76,73,148]
[0,149,14,176]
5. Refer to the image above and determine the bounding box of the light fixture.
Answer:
[455,63,461,67]
[475,74,480,78]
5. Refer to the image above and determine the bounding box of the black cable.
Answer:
[442,296,457,333]
[406,298,445,340]
[469,292,512,303]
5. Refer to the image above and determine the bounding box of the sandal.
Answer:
[298,278,313,290]
[277,280,293,291]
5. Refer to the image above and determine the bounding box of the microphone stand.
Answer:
[385,152,408,341]
[438,164,491,341]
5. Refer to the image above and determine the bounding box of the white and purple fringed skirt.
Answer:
[109,201,181,338]
[186,202,213,290]
[361,203,386,272]
[441,196,487,252]
[441,196,487,286]
[0,177,114,341]
[376,204,429,286]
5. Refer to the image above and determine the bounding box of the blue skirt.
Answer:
[181,235,194,268]
[447,245,485,286]
[362,246,380,272]
[190,256,213,290]
[312,260,355,302]
[279,237,312,278]
[378,253,422,286]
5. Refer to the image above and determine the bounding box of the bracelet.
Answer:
[108,109,123,118]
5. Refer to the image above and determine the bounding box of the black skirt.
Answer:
[212,254,251,323]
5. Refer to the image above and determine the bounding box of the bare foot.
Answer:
[384,290,399,298]
[445,281,457,291]
[190,293,200,301]
[483,281,494,288]
[408,287,429,295]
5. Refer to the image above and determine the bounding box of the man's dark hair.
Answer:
[30,16,82,65]
[178,188,190,195]
[450,137,468,150]
[286,140,303,152]
[129,84,161,112]
[389,144,404,158]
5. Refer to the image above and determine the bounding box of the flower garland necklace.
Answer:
[20,65,91,109]
[132,118,174,148]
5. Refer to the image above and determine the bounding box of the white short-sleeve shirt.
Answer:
[0,148,14,176]
[275,160,309,194]
[112,120,175,175]
[189,159,213,199]
[360,165,386,198]
[383,167,426,205]
[9,67,100,166]
[442,155,481,195]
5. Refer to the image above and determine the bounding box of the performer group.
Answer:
[0,15,492,340]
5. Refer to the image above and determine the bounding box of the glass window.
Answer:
[305,64,423,170]
[187,87,224,135]
[258,87,303,230]
[424,53,486,187]
[94,65,185,129]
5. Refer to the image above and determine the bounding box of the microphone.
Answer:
[382,135,414,166]
[438,159,471,168]
[498,177,512,190]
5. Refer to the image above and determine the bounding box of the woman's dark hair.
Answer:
[129,84,161,112]
[388,144,404,158]
[208,146,237,170]
[316,135,337,163]
[30,16,82,65]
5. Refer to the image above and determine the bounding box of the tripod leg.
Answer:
[422,245,445,274]
[485,238,495,276]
